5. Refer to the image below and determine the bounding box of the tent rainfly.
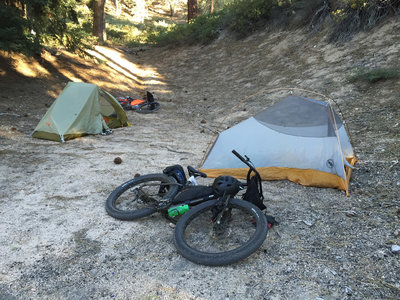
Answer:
[32,82,129,142]
[199,95,357,195]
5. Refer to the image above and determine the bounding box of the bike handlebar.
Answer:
[232,150,249,165]
[232,149,259,175]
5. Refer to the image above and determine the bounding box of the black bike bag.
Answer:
[172,186,214,204]
[243,175,266,210]
[163,165,186,187]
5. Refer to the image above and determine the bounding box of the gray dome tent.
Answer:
[199,95,356,195]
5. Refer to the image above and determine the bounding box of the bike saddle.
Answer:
[146,91,155,103]
[187,166,207,178]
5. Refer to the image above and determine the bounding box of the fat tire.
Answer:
[173,198,268,266]
[136,102,161,114]
[106,174,178,220]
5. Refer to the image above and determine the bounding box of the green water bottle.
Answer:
[168,204,189,217]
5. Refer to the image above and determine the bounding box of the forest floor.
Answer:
[0,15,399,300]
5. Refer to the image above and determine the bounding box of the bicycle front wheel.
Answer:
[106,174,178,220]
[173,198,268,266]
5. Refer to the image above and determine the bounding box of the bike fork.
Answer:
[212,194,230,225]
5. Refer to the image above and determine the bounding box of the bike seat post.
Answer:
[187,176,198,186]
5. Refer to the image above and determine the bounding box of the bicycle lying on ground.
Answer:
[118,91,160,113]
[105,150,271,266]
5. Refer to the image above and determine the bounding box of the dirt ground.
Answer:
[0,18,399,300]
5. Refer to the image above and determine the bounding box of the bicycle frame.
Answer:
[165,149,256,213]
[232,150,264,201]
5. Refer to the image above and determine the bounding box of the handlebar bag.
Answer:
[243,175,266,210]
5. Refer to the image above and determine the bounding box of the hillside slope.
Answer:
[0,18,399,299]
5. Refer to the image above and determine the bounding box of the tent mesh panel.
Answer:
[254,95,343,137]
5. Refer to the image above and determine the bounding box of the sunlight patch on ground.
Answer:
[87,46,166,88]
[47,89,62,99]
[86,48,141,83]
[40,52,82,82]
[0,125,25,140]
[145,79,167,86]
[10,55,50,78]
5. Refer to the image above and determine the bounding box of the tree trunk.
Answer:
[135,0,146,23]
[92,0,107,44]
[169,1,175,17]
[187,0,198,22]
[114,0,121,16]
[210,0,214,13]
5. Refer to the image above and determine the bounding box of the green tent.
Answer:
[32,82,130,142]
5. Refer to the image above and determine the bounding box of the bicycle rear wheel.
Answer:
[173,198,268,266]
[106,174,178,220]
[136,102,161,114]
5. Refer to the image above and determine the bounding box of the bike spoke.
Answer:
[115,181,167,211]
[183,206,257,253]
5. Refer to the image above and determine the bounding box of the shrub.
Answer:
[348,67,400,83]
[330,0,400,42]
[224,0,276,38]
[152,0,297,45]
[0,0,94,55]
[151,11,226,46]
[0,3,41,54]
